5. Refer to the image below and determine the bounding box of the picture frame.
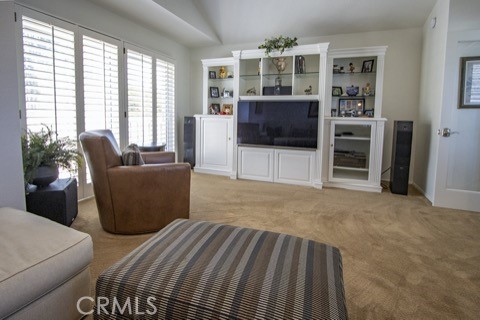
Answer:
[331,108,337,117]
[361,59,375,73]
[210,86,219,98]
[458,56,480,108]
[222,104,233,115]
[308,102,318,118]
[209,71,216,79]
[209,103,220,114]
[339,98,365,116]
[332,86,343,96]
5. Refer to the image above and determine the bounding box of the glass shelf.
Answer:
[209,77,234,81]
[333,71,376,76]
[239,74,260,79]
[263,73,292,80]
[333,166,369,172]
[294,72,319,78]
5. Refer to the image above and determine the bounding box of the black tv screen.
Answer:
[237,101,318,149]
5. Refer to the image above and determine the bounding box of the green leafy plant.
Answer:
[21,126,83,185]
[258,36,298,56]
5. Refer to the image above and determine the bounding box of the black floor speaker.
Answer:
[390,121,413,195]
[183,116,195,168]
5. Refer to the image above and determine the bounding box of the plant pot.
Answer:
[32,166,59,187]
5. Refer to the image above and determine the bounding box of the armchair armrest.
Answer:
[141,151,175,164]
[106,163,190,233]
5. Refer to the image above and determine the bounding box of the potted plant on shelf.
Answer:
[21,126,83,190]
[258,35,298,56]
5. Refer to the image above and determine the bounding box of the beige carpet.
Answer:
[73,173,480,319]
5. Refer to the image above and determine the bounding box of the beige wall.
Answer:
[190,28,423,182]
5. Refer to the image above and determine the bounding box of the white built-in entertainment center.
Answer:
[194,43,387,192]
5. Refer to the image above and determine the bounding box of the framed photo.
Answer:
[361,59,375,73]
[339,98,365,116]
[308,102,318,118]
[209,71,216,79]
[459,56,480,108]
[222,104,233,115]
[331,108,337,117]
[209,103,220,114]
[210,86,219,98]
[332,86,343,96]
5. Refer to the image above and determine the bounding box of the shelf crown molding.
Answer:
[232,42,330,60]
[328,46,387,58]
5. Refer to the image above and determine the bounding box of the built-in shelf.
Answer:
[239,74,260,79]
[333,166,369,172]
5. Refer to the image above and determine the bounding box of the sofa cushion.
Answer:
[0,207,93,318]
[121,144,145,166]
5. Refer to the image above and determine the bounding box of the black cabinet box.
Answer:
[26,178,78,226]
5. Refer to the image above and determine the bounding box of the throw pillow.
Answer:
[122,144,145,166]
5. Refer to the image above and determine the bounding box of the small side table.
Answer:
[26,178,78,226]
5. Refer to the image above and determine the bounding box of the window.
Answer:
[19,8,176,199]
[22,16,76,140]
[127,47,176,150]
[157,59,176,151]
[83,35,120,141]
[21,15,76,179]
[127,49,153,145]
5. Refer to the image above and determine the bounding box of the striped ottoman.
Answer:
[95,219,348,319]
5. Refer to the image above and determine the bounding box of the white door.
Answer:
[434,34,480,212]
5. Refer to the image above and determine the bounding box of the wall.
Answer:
[16,0,191,160]
[0,1,27,210]
[412,0,450,201]
[189,28,423,182]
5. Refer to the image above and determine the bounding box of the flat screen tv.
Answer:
[237,100,318,149]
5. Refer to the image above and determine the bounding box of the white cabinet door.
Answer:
[326,119,385,192]
[274,149,315,186]
[237,147,274,182]
[195,116,233,176]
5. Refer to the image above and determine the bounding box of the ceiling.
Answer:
[86,0,437,48]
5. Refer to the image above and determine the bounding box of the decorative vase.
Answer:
[272,57,287,73]
[32,166,59,187]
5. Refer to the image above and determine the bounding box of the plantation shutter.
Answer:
[82,35,120,141]
[22,16,76,179]
[127,49,153,145]
[156,59,175,151]
[22,16,76,140]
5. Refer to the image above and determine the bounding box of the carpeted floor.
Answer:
[73,173,480,319]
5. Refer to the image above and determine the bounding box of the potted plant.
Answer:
[258,35,298,56]
[21,126,83,189]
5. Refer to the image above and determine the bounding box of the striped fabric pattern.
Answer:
[95,219,348,319]
[121,144,145,166]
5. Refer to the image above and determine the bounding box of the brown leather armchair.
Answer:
[79,130,190,234]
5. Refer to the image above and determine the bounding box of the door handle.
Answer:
[437,128,459,137]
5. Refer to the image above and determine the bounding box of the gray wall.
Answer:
[0,1,27,210]
[189,28,424,182]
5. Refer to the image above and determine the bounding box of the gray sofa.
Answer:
[0,207,93,319]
